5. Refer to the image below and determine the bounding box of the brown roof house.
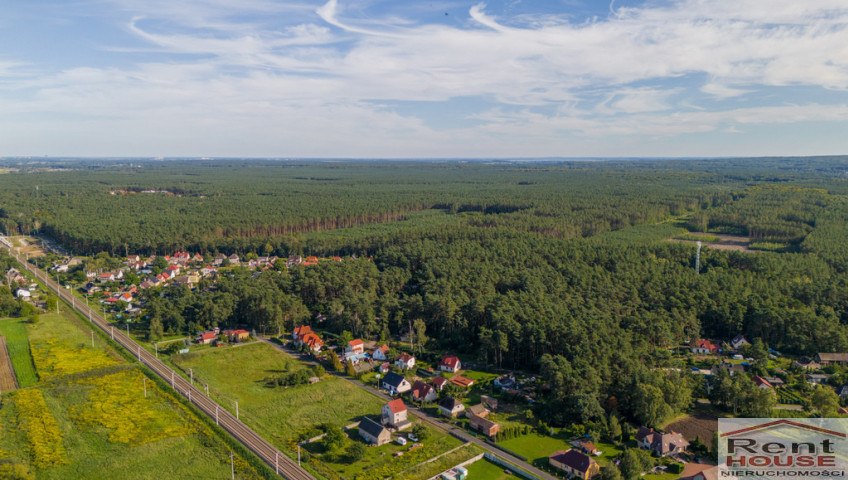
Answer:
[411,380,437,403]
[816,353,848,366]
[359,417,391,446]
[549,450,599,479]
[468,414,499,438]
[635,427,689,457]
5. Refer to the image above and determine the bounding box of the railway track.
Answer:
[12,248,316,480]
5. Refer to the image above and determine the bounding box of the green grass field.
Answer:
[464,458,515,480]
[172,342,464,479]
[0,310,264,480]
[498,432,574,463]
[0,317,38,387]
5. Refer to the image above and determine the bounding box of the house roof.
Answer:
[293,325,313,337]
[433,377,448,389]
[349,339,364,347]
[375,344,389,354]
[469,414,498,431]
[199,332,216,340]
[383,371,407,388]
[386,399,406,414]
[440,355,461,369]
[231,329,249,335]
[467,404,488,417]
[411,381,434,398]
[450,375,474,388]
[549,450,596,474]
[752,375,773,389]
[439,397,463,410]
[680,463,718,480]
[397,353,414,364]
[359,417,387,438]
[818,353,848,362]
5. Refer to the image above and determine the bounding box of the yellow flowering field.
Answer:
[14,389,67,468]
[71,370,194,445]
[30,338,118,380]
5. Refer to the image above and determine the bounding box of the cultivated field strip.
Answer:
[0,336,19,391]
[13,250,316,480]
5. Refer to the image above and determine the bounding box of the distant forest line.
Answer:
[4,157,848,427]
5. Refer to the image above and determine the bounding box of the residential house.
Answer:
[411,381,437,403]
[795,358,822,370]
[292,325,323,352]
[635,427,689,457]
[465,404,489,419]
[432,376,448,392]
[480,395,498,411]
[549,450,600,479]
[372,344,390,361]
[226,329,250,342]
[691,339,719,354]
[815,353,848,366]
[730,334,749,350]
[5,268,26,285]
[15,288,31,299]
[450,375,474,389]
[680,463,718,480]
[346,339,365,356]
[395,353,416,370]
[439,355,462,373]
[379,362,390,374]
[197,331,217,345]
[286,255,303,267]
[200,266,217,277]
[304,256,319,266]
[98,272,115,283]
[468,414,499,438]
[213,254,227,266]
[359,417,391,446]
[839,385,848,400]
[752,376,773,390]
[382,399,411,430]
[438,397,465,418]
[571,439,600,455]
[382,372,411,395]
[228,254,240,265]
[806,374,829,385]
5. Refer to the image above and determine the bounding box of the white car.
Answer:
[396,437,407,446]
[408,433,418,442]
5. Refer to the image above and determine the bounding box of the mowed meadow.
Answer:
[0,311,265,480]
[171,343,464,479]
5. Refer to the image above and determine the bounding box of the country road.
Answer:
[11,247,316,480]
[256,337,559,480]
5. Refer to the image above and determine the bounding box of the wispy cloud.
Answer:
[1,0,847,157]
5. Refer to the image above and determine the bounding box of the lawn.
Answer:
[0,310,265,480]
[0,317,38,387]
[464,458,515,480]
[172,342,464,479]
[497,432,572,463]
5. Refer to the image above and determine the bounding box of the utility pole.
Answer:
[216,405,219,425]
[154,343,158,358]
[205,383,209,396]
[143,378,147,398]
[230,452,235,480]
[171,371,174,388]
[111,326,114,340]
[275,452,279,475]
[298,444,301,466]
[190,368,193,385]
[236,401,239,419]
[91,330,94,348]
[137,345,141,361]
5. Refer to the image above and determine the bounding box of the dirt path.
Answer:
[0,336,19,392]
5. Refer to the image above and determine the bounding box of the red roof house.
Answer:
[439,355,462,373]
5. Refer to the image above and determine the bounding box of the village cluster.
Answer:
[8,246,848,480]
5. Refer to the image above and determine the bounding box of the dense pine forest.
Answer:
[3,157,848,427]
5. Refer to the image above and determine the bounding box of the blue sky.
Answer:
[1,0,847,158]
